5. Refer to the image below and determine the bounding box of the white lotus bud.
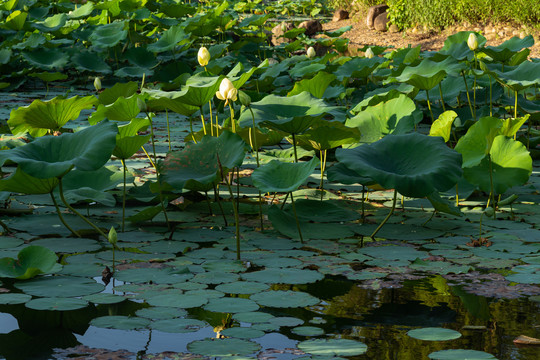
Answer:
[93,77,101,91]
[365,48,375,59]
[197,46,210,67]
[216,78,238,105]
[467,33,478,51]
[306,46,316,58]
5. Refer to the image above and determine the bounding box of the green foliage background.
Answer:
[328,0,540,30]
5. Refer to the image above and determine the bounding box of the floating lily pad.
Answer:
[241,268,323,284]
[136,307,187,320]
[187,338,261,357]
[407,327,462,341]
[298,339,368,356]
[0,238,24,249]
[233,312,275,323]
[506,273,540,284]
[291,326,325,336]
[428,349,498,359]
[0,293,32,305]
[25,297,88,311]
[150,318,207,333]
[145,292,208,309]
[221,327,265,339]
[250,290,319,308]
[358,245,428,261]
[15,276,104,297]
[215,281,270,295]
[269,316,304,327]
[90,315,150,330]
[30,237,101,253]
[204,297,259,313]
[82,293,126,305]
[192,271,240,285]
[114,267,193,284]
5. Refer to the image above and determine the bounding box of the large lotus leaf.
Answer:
[429,110,457,142]
[8,95,97,137]
[482,36,535,63]
[393,57,466,90]
[89,21,128,48]
[463,135,532,195]
[32,13,67,32]
[336,133,463,198]
[298,339,368,356]
[489,60,540,91]
[4,10,27,31]
[145,89,199,116]
[0,167,58,194]
[124,47,158,69]
[345,94,417,144]
[295,121,360,151]
[251,157,317,193]
[0,246,57,279]
[227,60,268,90]
[15,276,104,297]
[0,121,117,179]
[89,95,141,124]
[147,24,190,53]
[162,131,246,190]
[288,72,337,99]
[454,116,502,168]
[29,72,68,83]
[12,33,46,50]
[114,130,151,160]
[98,82,139,106]
[326,162,375,186]
[0,49,11,64]
[114,66,152,78]
[334,57,385,81]
[250,290,319,308]
[67,2,94,19]
[72,51,111,74]
[187,338,261,357]
[350,84,417,114]
[238,92,339,135]
[428,349,497,360]
[22,48,69,71]
[407,327,462,341]
[440,31,487,60]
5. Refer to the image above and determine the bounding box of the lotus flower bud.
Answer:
[216,78,238,105]
[108,226,117,246]
[198,46,210,67]
[306,46,316,58]
[93,77,101,91]
[467,33,478,51]
[365,48,375,59]
[238,90,251,107]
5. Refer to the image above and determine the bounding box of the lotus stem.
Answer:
[487,154,496,219]
[461,71,475,120]
[200,106,207,136]
[58,178,108,239]
[438,83,446,111]
[489,75,493,117]
[209,100,214,137]
[425,90,434,123]
[50,192,81,237]
[456,183,459,207]
[514,90,518,140]
[121,159,127,232]
[165,109,171,151]
[141,146,156,169]
[473,74,477,120]
[361,185,365,223]
[291,133,298,162]
[204,190,213,215]
[218,155,241,260]
[289,192,304,244]
[213,183,228,227]
[371,189,397,239]
[280,192,290,209]
[229,103,236,133]
[189,118,197,143]
[422,209,437,227]
[319,149,327,201]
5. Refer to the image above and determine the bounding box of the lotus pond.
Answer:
[1,1,540,359]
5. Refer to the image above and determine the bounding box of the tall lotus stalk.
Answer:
[217,154,241,260]
[468,33,479,120]
[198,46,215,136]
[216,78,238,133]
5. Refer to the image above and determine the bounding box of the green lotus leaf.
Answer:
[0,293,32,305]
[72,51,112,74]
[426,192,462,216]
[345,94,417,144]
[22,48,69,71]
[233,311,275,323]
[1,120,117,179]
[295,121,360,151]
[145,292,208,308]
[90,95,141,124]
[8,95,97,137]
[68,2,94,19]
[428,349,497,360]
[28,71,68,83]
[31,237,101,253]
[32,13,66,32]
[0,49,11,64]
[500,115,529,138]
[150,318,207,333]
[0,167,59,194]
[187,338,261,357]
[481,36,534,63]
[463,135,532,195]
[161,3,197,17]
[336,133,463,198]
[393,57,467,90]
[454,116,502,168]
[82,293,125,305]
[15,276,104,297]
[440,31,487,60]
[25,297,88,311]
[124,47,158,69]
[162,131,246,190]
[326,161,375,185]
[291,326,325,336]
[227,60,268,90]
[250,290,319,308]
[489,60,540,91]
[90,315,150,330]
[238,92,340,135]
[298,339,368,356]
[334,57,385,81]
[204,297,259,313]
[136,306,187,320]
[241,268,323,285]
[115,66,152,78]
[221,327,265,339]
[89,21,128,48]
[251,157,317,193]
[215,281,270,295]
[147,24,191,53]
[4,10,27,31]
[407,327,462,341]
[115,267,192,285]
[350,84,417,114]
[0,245,57,279]
[98,82,139,105]
[429,110,457,142]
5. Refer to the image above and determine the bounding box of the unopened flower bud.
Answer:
[467,33,478,51]
[306,46,316,58]
[198,46,211,67]
[93,77,101,91]
[365,48,375,59]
